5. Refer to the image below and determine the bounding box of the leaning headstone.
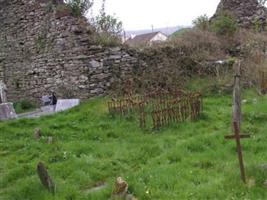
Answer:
[55,99,80,112]
[37,162,55,194]
[0,103,17,121]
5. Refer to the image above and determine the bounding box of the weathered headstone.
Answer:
[33,128,41,140]
[0,80,7,103]
[111,177,137,200]
[55,99,80,112]
[0,103,17,121]
[112,177,128,199]
[0,81,17,121]
[37,162,55,194]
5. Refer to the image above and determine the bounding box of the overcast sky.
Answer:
[91,0,221,31]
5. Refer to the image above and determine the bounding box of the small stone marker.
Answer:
[55,99,80,112]
[0,102,17,121]
[37,162,55,194]
[112,177,128,199]
[111,177,137,200]
[33,128,41,140]
[46,136,54,144]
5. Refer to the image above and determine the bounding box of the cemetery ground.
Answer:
[1,86,267,199]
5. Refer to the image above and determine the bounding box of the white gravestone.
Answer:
[0,81,7,103]
[55,99,80,112]
[0,103,17,120]
[0,81,17,120]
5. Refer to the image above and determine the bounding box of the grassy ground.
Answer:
[1,90,267,200]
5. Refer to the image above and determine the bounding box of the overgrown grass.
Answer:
[1,91,267,199]
[14,100,37,114]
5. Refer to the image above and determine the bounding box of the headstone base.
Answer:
[0,102,17,121]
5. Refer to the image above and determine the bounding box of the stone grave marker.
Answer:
[0,80,7,103]
[55,99,80,112]
[0,103,17,120]
[37,162,55,194]
[0,81,17,121]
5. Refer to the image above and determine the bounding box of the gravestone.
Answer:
[0,80,7,103]
[55,99,80,112]
[37,162,55,194]
[0,81,17,120]
[0,103,17,120]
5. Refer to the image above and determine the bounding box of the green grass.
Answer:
[1,91,267,199]
[14,100,37,114]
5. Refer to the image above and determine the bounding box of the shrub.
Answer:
[211,14,237,36]
[14,100,36,114]
[92,33,121,47]
[64,0,93,17]
[193,14,210,31]
[91,0,123,44]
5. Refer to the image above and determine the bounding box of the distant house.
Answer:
[126,32,168,47]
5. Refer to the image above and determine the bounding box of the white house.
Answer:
[126,31,168,47]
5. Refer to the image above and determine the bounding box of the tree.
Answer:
[93,0,122,37]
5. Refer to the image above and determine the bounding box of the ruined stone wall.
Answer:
[0,0,142,103]
[212,0,267,30]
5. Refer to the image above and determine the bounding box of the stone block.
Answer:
[0,103,17,121]
[55,99,80,112]
[41,105,55,113]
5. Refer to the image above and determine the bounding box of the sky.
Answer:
[90,0,221,31]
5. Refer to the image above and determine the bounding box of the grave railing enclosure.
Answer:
[108,89,203,129]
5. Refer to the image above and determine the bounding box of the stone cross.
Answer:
[0,80,7,103]
[224,61,250,183]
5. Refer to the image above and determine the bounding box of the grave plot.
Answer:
[107,88,203,129]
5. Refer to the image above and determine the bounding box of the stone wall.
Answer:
[212,0,267,30]
[0,0,143,103]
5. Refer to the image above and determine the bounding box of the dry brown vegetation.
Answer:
[123,28,267,94]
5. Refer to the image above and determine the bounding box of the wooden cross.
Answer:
[224,121,250,183]
[224,61,250,183]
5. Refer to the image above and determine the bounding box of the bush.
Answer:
[64,0,93,17]
[211,14,237,36]
[193,14,210,31]
[14,100,36,114]
[92,33,121,47]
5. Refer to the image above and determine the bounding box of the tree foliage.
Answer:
[93,0,122,37]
